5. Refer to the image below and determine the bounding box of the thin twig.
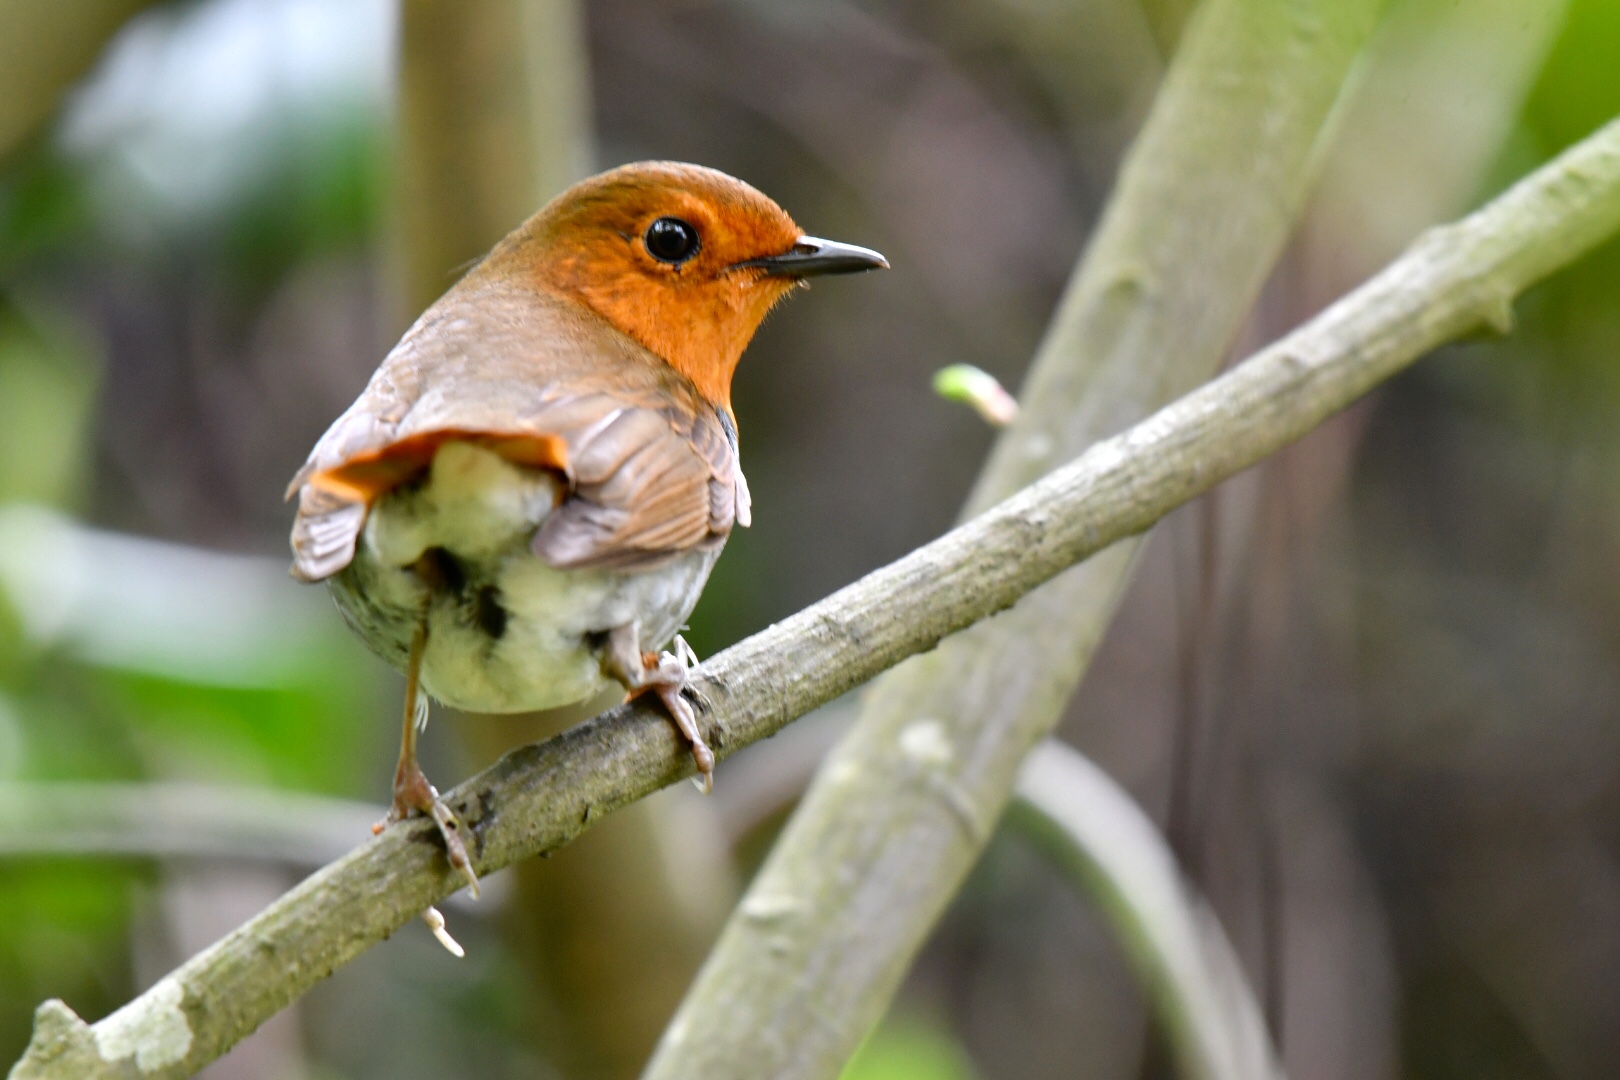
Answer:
[10,114,1620,1080]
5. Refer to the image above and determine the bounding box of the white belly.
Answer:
[328,441,720,713]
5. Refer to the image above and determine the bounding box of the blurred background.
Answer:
[1,0,1619,1078]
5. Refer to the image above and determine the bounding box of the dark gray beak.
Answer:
[735,236,889,277]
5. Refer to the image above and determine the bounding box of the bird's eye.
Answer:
[643,217,701,265]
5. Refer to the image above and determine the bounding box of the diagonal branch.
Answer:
[10,114,1620,1080]
[643,0,1385,1071]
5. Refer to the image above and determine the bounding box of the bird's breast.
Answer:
[328,440,720,713]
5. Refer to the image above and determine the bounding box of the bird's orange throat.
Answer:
[581,272,795,409]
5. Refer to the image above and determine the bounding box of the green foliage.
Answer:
[0,303,98,510]
[1524,0,1620,155]
[0,147,92,274]
[216,111,388,301]
[841,1014,978,1080]
[0,8,396,1067]
[1503,0,1620,418]
[0,861,145,1066]
[104,660,380,796]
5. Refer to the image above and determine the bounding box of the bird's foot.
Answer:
[607,629,715,791]
[650,635,714,792]
[378,759,481,898]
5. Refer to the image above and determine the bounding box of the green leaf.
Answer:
[841,1014,978,1080]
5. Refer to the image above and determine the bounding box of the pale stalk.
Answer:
[393,0,593,319]
[643,0,1383,1074]
[0,0,158,156]
[1010,742,1281,1080]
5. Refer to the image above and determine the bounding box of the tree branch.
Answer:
[0,0,159,158]
[10,113,1620,1080]
[0,783,380,867]
[643,0,1384,1072]
[1010,742,1282,1080]
[393,0,593,318]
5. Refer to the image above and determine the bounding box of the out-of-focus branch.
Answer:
[1301,0,1570,299]
[0,505,334,688]
[394,0,593,319]
[0,0,157,158]
[1010,742,1281,1080]
[396,5,728,1077]
[11,110,1620,1080]
[641,0,1384,1074]
[0,782,379,867]
[1137,0,1201,56]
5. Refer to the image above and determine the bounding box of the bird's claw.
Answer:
[425,795,481,899]
[421,905,465,958]
[390,764,481,898]
[653,637,714,792]
[667,635,713,712]
[659,684,715,793]
[672,633,700,672]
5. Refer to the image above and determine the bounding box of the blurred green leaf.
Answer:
[0,861,144,1065]
[220,113,388,299]
[0,303,98,510]
[106,662,380,796]
[1523,0,1620,155]
[840,1014,978,1080]
[0,146,91,274]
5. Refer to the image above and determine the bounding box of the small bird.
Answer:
[287,161,886,891]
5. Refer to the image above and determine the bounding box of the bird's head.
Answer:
[492,161,887,412]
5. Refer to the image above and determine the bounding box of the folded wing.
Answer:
[288,292,752,583]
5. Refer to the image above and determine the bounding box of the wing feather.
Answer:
[286,287,749,581]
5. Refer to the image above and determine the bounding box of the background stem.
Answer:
[642,0,1384,1074]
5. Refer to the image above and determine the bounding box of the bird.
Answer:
[286,161,886,892]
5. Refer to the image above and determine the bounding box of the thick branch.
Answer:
[0,0,158,157]
[643,0,1383,1073]
[11,115,1620,1080]
[394,0,593,318]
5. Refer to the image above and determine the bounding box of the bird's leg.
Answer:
[602,625,715,792]
[372,618,480,897]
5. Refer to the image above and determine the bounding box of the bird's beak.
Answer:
[735,236,889,277]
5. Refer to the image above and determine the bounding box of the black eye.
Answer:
[644,217,700,264]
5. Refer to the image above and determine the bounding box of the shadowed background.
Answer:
[2,1,1619,1078]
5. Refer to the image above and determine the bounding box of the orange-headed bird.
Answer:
[287,162,886,890]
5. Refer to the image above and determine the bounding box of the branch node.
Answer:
[10,1000,102,1080]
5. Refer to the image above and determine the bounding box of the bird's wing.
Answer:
[288,287,747,581]
[528,392,743,570]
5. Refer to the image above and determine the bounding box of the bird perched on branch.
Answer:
[287,161,886,892]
